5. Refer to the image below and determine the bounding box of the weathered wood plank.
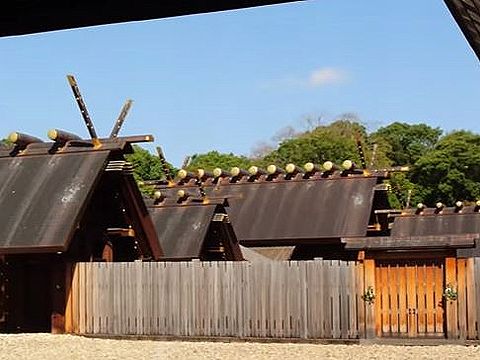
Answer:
[434,262,444,335]
[466,258,476,340]
[417,264,426,335]
[445,257,458,339]
[425,265,434,334]
[406,264,417,338]
[457,258,467,339]
[364,259,376,339]
[388,264,399,335]
[356,262,365,339]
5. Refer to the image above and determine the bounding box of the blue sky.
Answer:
[1,0,479,166]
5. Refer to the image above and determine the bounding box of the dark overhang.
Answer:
[0,1,301,37]
[445,0,480,61]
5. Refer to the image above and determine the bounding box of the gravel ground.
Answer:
[0,334,479,359]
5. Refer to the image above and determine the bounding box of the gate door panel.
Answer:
[375,260,444,337]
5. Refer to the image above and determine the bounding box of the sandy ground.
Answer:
[0,334,479,359]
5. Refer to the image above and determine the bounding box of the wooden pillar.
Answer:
[445,257,458,339]
[364,258,376,339]
[64,262,74,333]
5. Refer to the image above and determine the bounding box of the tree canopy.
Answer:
[370,122,442,166]
[409,131,480,205]
[125,145,175,182]
[129,119,479,207]
[186,151,255,172]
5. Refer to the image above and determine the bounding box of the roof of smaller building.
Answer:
[149,203,219,259]
[153,175,382,245]
[391,206,480,237]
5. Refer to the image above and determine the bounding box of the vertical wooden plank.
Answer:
[398,264,407,335]
[406,264,417,338]
[316,261,322,338]
[434,262,444,335]
[339,262,348,339]
[380,265,390,335]
[374,264,382,337]
[425,265,435,334]
[347,262,357,338]
[388,265,399,335]
[323,260,332,338]
[356,262,365,339]
[457,258,467,340]
[417,264,426,335]
[475,258,480,340]
[364,259,376,339]
[445,257,458,339]
[466,258,476,340]
[301,261,308,339]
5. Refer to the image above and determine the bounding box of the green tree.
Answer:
[409,131,480,205]
[263,120,366,167]
[370,122,442,166]
[125,145,175,182]
[0,138,11,148]
[186,151,254,172]
[385,172,421,209]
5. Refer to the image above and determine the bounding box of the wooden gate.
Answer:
[375,259,445,338]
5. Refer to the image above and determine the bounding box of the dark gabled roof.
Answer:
[0,1,300,37]
[150,203,217,259]
[153,176,381,245]
[391,207,480,237]
[445,0,480,61]
[149,202,242,260]
[0,151,108,253]
[217,177,378,244]
[0,135,161,257]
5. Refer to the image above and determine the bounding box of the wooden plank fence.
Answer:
[68,260,364,339]
[66,257,480,340]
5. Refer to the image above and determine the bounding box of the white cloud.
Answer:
[308,67,348,87]
[259,67,349,91]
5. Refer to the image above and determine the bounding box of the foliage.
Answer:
[361,286,376,305]
[443,284,458,302]
[385,172,418,209]
[409,131,480,206]
[0,138,11,148]
[370,122,442,166]
[263,120,365,166]
[125,145,176,182]
[186,151,255,172]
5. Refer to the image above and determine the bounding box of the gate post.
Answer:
[445,257,458,339]
[363,258,376,339]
